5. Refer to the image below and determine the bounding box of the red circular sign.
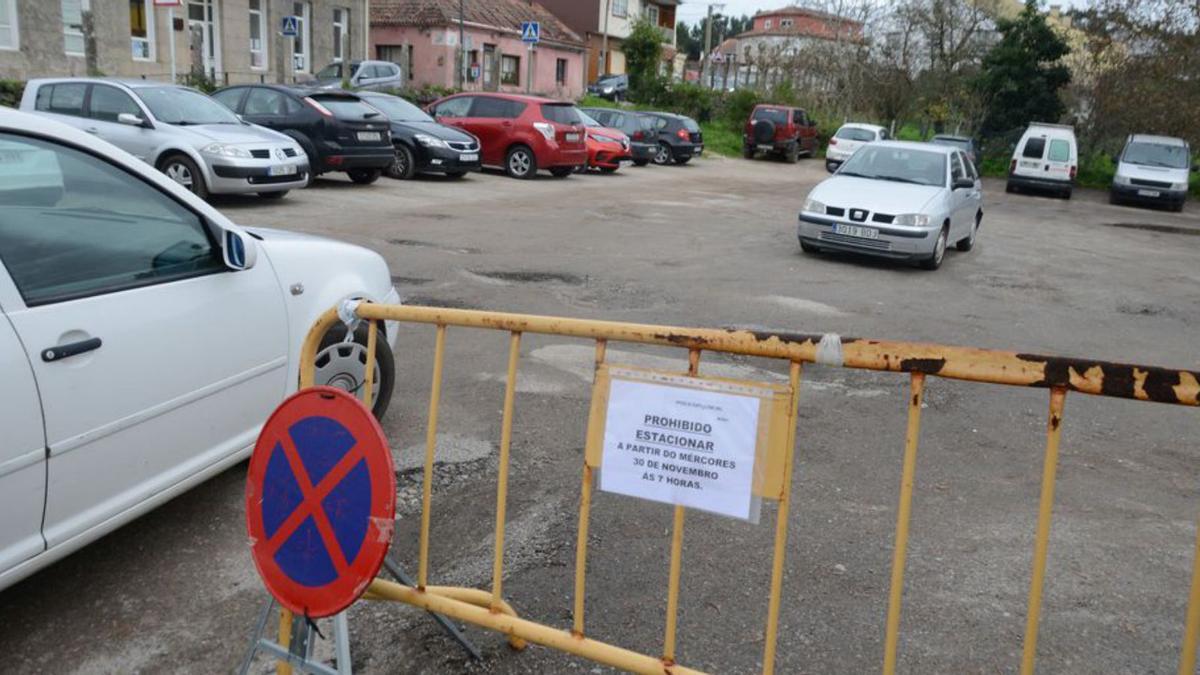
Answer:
[245,386,395,618]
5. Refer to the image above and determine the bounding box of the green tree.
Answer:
[976,0,1071,136]
[624,18,664,101]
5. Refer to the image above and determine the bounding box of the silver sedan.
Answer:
[798,141,983,270]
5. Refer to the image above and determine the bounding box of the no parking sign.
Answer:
[245,387,395,618]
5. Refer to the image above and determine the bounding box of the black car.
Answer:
[580,107,658,166]
[355,92,481,180]
[212,84,393,184]
[587,73,628,101]
[642,112,704,165]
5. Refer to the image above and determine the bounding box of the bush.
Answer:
[0,79,24,108]
[721,88,763,127]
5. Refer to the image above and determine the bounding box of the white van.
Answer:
[1006,123,1077,199]
[1110,134,1195,212]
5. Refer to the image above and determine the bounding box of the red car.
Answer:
[428,92,587,179]
[742,104,819,163]
[579,110,632,173]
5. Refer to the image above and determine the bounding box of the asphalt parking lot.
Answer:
[3,155,1199,674]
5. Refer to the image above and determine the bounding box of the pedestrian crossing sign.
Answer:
[281,16,299,37]
[521,21,540,44]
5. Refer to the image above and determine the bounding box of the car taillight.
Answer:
[1069,165,1077,180]
[829,138,838,146]
[533,122,555,141]
[304,97,334,118]
[632,130,644,141]
[1010,159,1017,174]
[677,128,689,141]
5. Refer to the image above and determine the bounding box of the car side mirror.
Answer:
[118,112,147,128]
[953,177,974,190]
[222,228,258,271]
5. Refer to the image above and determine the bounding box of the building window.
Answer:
[555,58,567,85]
[62,0,87,56]
[645,5,659,25]
[0,0,18,51]
[612,0,627,18]
[247,0,267,69]
[292,1,311,73]
[332,7,348,63]
[130,0,154,60]
[500,54,519,86]
[763,19,772,30]
[781,18,794,28]
[406,44,414,81]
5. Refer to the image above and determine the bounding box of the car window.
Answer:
[0,132,224,307]
[653,116,667,130]
[1047,139,1070,162]
[88,85,141,122]
[316,97,382,120]
[839,146,947,187]
[35,83,88,117]
[140,87,240,125]
[835,127,876,142]
[541,104,583,125]
[244,88,289,116]
[879,129,889,140]
[433,96,472,118]
[950,153,965,181]
[361,94,432,123]
[963,154,979,180]
[472,96,515,119]
[211,88,245,112]
[680,117,700,133]
[752,108,788,124]
[1022,136,1046,159]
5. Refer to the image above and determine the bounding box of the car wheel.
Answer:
[653,143,672,165]
[505,145,537,179]
[674,156,691,165]
[785,144,799,164]
[743,145,755,160]
[160,154,208,200]
[633,158,650,167]
[1061,189,1072,200]
[1172,201,1185,213]
[315,321,395,419]
[258,191,288,200]
[347,169,382,184]
[550,167,573,178]
[1005,182,1016,194]
[599,166,618,174]
[957,212,981,251]
[921,226,949,270]
[1109,190,1121,205]
[386,143,416,180]
[445,171,467,179]
[800,241,820,254]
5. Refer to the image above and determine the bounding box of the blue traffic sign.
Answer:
[281,15,299,37]
[521,21,540,44]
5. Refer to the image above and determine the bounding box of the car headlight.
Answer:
[533,122,556,141]
[802,198,826,215]
[201,143,252,159]
[1113,174,1131,186]
[591,133,619,144]
[414,133,448,149]
[603,87,615,94]
[1173,181,1189,191]
[895,213,931,227]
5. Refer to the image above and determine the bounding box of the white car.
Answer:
[824,123,889,172]
[0,107,399,591]
[1110,134,1195,212]
[799,141,983,270]
[1006,122,1077,199]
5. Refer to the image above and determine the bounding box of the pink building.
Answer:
[371,0,587,100]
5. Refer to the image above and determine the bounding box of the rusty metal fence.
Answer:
[286,302,1200,674]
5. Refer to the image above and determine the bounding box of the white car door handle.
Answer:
[85,127,100,135]
[42,337,102,362]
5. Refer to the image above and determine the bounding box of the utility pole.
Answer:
[601,0,612,78]
[701,4,723,90]
[457,0,465,89]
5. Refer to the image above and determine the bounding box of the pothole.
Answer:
[468,270,585,285]
[1117,303,1170,317]
[387,239,481,254]
[1104,223,1200,236]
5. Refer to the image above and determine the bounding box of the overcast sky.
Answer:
[676,0,1095,25]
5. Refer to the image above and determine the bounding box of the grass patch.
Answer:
[700,122,743,158]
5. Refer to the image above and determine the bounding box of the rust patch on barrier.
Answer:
[1017,353,1200,405]
[899,358,948,374]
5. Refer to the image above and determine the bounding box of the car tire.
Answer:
[800,241,820,254]
[743,145,755,160]
[957,212,981,251]
[633,158,650,167]
[386,143,416,180]
[347,169,382,185]
[445,171,467,179]
[675,156,691,165]
[505,145,537,179]
[599,166,618,174]
[1005,182,1016,194]
[921,225,949,270]
[159,154,209,200]
[258,191,288,200]
[315,321,395,420]
[785,143,799,164]
[653,143,672,165]
[825,161,838,173]
[1061,189,1072,200]
[1109,191,1121,205]
[550,167,573,178]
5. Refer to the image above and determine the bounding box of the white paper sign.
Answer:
[599,377,760,520]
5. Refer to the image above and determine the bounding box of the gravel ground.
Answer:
[2,156,1199,674]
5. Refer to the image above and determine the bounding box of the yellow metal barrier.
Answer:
[279,303,1200,674]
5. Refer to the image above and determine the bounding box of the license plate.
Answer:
[758,144,773,150]
[357,131,382,142]
[834,223,879,239]
[565,133,580,142]
[460,153,478,162]
[1020,160,1040,169]
[1137,189,1160,198]
[268,165,298,177]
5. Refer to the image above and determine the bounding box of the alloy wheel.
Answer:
[165,162,194,189]
[509,150,531,177]
[655,144,670,165]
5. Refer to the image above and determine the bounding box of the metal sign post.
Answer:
[281,16,299,83]
[153,0,181,83]
[521,21,539,94]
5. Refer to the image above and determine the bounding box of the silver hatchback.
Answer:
[21,79,310,200]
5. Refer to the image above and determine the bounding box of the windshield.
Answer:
[139,87,240,125]
[597,75,623,84]
[314,97,382,120]
[838,146,947,187]
[836,127,876,142]
[316,62,359,80]
[753,108,788,124]
[932,137,970,152]
[361,95,432,122]
[578,110,601,127]
[1123,141,1190,169]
